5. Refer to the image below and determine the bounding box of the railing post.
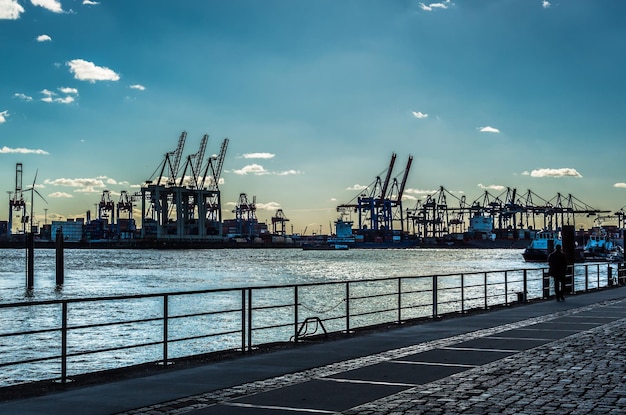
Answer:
[345,282,351,333]
[60,301,68,383]
[397,277,402,324]
[597,264,600,288]
[584,264,589,291]
[523,269,528,303]
[432,275,438,318]
[504,271,508,305]
[294,285,299,343]
[247,288,252,351]
[460,273,465,314]
[241,289,246,353]
[484,272,488,309]
[608,264,613,287]
[162,294,168,366]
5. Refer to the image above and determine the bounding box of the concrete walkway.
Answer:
[2,286,626,415]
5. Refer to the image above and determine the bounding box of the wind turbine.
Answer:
[23,169,48,234]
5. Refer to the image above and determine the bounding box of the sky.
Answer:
[1,0,625,235]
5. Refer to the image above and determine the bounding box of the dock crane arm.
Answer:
[380,153,396,199]
[396,155,413,202]
[193,134,208,189]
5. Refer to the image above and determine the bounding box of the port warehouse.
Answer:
[1,131,625,245]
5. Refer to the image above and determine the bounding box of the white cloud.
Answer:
[48,192,73,198]
[404,188,440,196]
[130,84,145,91]
[542,1,551,8]
[0,146,50,154]
[0,110,8,123]
[82,0,100,4]
[478,183,505,191]
[58,87,78,94]
[41,89,75,104]
[44,177,108,193]
[31,0,63,13]
[479,126,501,133]
[614,183,626,188]
[346,184,368,191]
[0,0,25,19]
[14,93,33,101]
[232,164,268,175]
[419,1,451,12]
[67,59,120,83]
[523,168,583,178]
[276,170,301,176]
[37,34,52,42]
[411,111,428,119]
[241,153,275,159]
[256,201,282,211]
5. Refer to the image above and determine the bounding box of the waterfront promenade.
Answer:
[1,286,626,415]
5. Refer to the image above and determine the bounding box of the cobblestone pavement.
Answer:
[118,300,626,415]
[345,316,626,415]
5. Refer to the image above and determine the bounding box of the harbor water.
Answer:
[0,248,540,303]
[1,247,550,386]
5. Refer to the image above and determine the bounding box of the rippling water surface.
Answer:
[0,247,539,302]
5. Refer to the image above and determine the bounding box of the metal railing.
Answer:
[0,262,620,387]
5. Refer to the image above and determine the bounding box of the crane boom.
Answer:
[381,153,397,199]
[168,131,187,186]
[193,134,208,188]
[396,155,413,202]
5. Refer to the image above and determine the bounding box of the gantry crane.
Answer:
[337,153,413,237]
[141,132,228,240]
[271,209,289,235]
[233,193,257,236]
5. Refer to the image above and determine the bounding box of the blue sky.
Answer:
[1,0,625,234]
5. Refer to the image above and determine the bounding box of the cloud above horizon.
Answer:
[231,164,300,176]
[0,110,8,123]
[0,0,25,19]
[31,0,63,13]
[67,59,120,83]
[412,111,428,119]
[241,153,275,159]
[42,176,131,193]
[522,168,583,178]
[0,145,49,154]
[419,1,451,12]
[36,34,51,42]
[41,88,77,104]
[478,183,506,191]
[479,126,501,133]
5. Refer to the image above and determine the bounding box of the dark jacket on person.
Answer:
[548,248,568,279]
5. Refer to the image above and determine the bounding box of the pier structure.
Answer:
[140,131,229,240]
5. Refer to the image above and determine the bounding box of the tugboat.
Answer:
[522,230,560,262]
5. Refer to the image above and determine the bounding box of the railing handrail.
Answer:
[0,265,569,309]
[0,262,619,387]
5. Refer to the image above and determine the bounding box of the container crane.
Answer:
[271,209,289,235]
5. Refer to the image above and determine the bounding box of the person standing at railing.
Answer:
[548,244,568,301]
